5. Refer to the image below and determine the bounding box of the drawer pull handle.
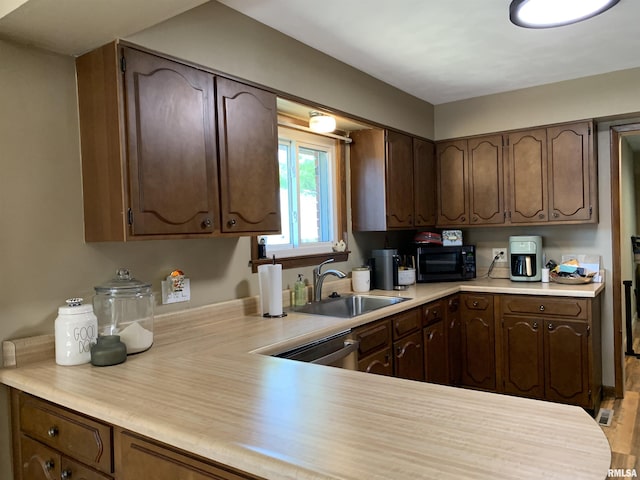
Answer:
[61,469,72,479]
[44,460,55,471]
[47,426,58,438]
[539,305,545,312]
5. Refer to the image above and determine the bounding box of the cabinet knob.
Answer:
[47,426,58,438]
[44,460,55,471]
[201,218,212,229]
[532,322,538,330]
[548,323,554,330]
[228,218,237,227]
[553,212,560,218]
[539,213,545,219]
[472,216,478,222]
[539,305,545,312]
[61,469,72,479]
[473,301,479,307]
[461,216,466,222]
[428,331,435,341]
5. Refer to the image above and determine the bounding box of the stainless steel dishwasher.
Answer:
[273,330,359,370]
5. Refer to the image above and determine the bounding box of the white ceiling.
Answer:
[219,0,640,105]
[1,0,639,106]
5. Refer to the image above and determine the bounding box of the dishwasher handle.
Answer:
[310,339,359,366]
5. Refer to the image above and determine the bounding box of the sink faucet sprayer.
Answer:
[313,259,347,302]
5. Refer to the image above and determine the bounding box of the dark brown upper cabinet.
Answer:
[437,120,596,227]
[76,42,280,241]
[507,121,595,225]
[123,47,219,236]
[437,135,505,226]
[216,77,280,234]
[351,129,435,231]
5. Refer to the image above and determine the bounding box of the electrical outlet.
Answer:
[492,248,507,263]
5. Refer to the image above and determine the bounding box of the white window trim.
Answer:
[264,127,339,259]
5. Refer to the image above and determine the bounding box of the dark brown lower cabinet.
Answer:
[354,319,394,376]
[358,347,393,375]
[115,430,261,480]
[499,295,601,410]
[501,317,544,399]
[423,320,448,385]
[459,294,496,391]
[544,319,591,406]
[394,330,425,381]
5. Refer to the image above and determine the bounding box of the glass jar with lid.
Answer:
[93,268,154,354]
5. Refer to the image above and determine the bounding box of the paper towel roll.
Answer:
[267,264,283,316]
[258,265,270,316]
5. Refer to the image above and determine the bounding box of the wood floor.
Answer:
[600,331,640,472]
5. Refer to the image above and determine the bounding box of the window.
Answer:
[263,128,338,257]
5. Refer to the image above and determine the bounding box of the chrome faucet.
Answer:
[313,259,347,302]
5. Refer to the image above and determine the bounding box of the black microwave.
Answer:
[414,244,476,283]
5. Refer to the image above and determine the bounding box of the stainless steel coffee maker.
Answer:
[370,249,400,290]
[509,235,542,282]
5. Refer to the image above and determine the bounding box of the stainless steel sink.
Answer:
[292,294,408,318]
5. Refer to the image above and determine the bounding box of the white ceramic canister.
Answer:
[352,267,371,293]
[55,298,98,366]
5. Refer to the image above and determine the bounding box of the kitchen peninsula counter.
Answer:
[1,279,610,479]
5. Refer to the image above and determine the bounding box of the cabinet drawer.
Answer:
[502,295,588,319]
[392,308,421,339]
[354,320,391,357]
[18,392,113,473]
[423,300,444,326]
[462,294,492,311]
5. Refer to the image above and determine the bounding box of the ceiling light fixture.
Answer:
[509,0,620,28]
[309,111,336,133]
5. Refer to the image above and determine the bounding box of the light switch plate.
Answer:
[161,278,191,304]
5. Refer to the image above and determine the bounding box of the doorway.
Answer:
[611,124,640,397]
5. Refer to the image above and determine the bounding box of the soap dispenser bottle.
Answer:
[294,274,307,306]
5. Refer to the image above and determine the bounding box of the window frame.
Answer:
[250,116,348,272]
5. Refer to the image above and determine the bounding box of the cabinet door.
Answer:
[547,122,593,222]
[460,295,496,390]
[446,296,462,386]
[385,131,414,228]
[507,129,548,223]
[217,77,280,234]
[423,321,448,385]
[19,434,61,480]
[394,331,425,381]
[437,140,468,225]
[358,347,393,376]
[123,47,218,236]
[468,135,505,225]
[501,317,544,399]
[413,138,436,227]
[544,319,591,407]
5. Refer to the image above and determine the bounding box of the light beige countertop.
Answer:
[1,279,610,479]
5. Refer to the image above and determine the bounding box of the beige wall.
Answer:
[127,1,435,140]
[435,67,640,140]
